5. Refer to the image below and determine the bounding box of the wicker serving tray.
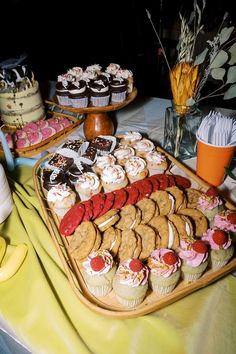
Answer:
[0,112,85,158]
[33,149,236,318]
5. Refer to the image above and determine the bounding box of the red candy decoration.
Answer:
[129,259,143,272]
[90,256,105,271]
[192,240,208,253]
[212,230,227,245]
[227,212,236,224]
[162,251,178,265]
[206,186,218,197]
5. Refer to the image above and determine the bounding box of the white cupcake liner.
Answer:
[70,97,88,108]
[90,95,110,107]
[152,283,177,295]
[87,284,112,297]
[116,295,145,308]
[57,95,71,106]
[111,91,127,103]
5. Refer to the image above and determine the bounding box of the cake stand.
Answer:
[45,88,138,140]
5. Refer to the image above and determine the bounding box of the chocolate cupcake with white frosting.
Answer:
[89,79,110,107]
[68,79,88,108]
[110,77,127,103]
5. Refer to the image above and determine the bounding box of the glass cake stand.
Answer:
[45,88,138,140]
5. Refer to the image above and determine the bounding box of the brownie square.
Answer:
[90,137,112,151]
[46,153,74,172]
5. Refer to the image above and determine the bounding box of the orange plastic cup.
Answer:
[196,138,236,186]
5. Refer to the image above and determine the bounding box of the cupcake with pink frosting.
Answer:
[196,188,225,225]
[82,249,117,297]
[148,249,181,295]
[202,229,234,269]
[212,210,236,240]
[178,239,209,282]
[100,165,128,192]
[112,258,149,308]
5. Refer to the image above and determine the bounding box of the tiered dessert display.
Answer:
[45,63,137,140]
[33,132,236,318]
[0,64,85,157]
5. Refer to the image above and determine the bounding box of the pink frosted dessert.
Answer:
[59,117,72,128]
[16,129,27,139]
[22,122,38,133]
[41,127,56,140]
[82,249,116,297]
[178,239,209,282]
[148,249,181,295]
[196,192,225,224]
[37,120,49,129]
[5,133,14,149]
[16,138,30,148]
[212,210,236,237]
[202,228,234,269]
[27,131,43,145]
[112,258,149,308]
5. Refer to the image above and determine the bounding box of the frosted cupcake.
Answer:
[67,79,88,108]
[196,190,225,225]
[212,210,236,240]
[178,239,209,282]
[202,229,234,269]
[148,249,181,295]
[93,154,116,175]
[124,156,148,183]
[113,258,149,308]
[110,77,127,103]
[132,138,155,158]
[145,150,168,172]
[116,69,134,93]
[113,145,135,166]
[47,183,76,219]
[119,131,142,146]
[74,172,102,201]
[82,249,117,297]
[100,165,128,192]
[89,79,110,107]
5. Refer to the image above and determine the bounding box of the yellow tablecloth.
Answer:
[0,164,236,354]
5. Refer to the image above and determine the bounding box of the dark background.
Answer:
[1,0,235,107]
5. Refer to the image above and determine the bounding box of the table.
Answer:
[0,96,236,354]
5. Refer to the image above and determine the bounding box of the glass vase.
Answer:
[163,105,203,160]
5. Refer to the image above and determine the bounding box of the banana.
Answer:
[0,238,28,282]
[0,236,7,263]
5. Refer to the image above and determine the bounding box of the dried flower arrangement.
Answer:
[146,0,236,114]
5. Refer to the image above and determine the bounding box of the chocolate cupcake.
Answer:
[89,79,110,107]
[110,77,127,103]
[56,74,70,106]
[41,168,67,191]
[67,80,89,108]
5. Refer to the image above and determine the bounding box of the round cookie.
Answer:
[112,188,128,209]
[136,198,156,224]
[135,224,156,260]
[115,204,141,231]
[124,184,140,206]
[148,215,179,250]
[167,214,194,241]
[68,221,97,260]
[96,191,115,218]
[94,209,120,232]
[59,202,85,236]
[117,229,139,263]
[177,208,208,237]
[99,226,121,257]
[81,200,94,221]
[184,188,204,209]
[151,174,169,190]
[166,185,187,212]
[150,190,174,215]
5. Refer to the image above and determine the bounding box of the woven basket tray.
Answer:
[32,148,236,318]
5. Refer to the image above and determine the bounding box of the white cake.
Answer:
[0,80,45,128]
[0,164,13,223]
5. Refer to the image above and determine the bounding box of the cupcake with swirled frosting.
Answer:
[202,228,234,269]
[196,188,225,225]
[212,210,236,240]
[124,156,148,183]
[113,258,149,308]
[148,249,181,295]
[100,165,128,192]
[113,145,135,166]
[145,150,168,172]
[177,239,209,282]
[132,138,155,158]
[119,131,143,146]
[68,79,88,108]
[89,79,110,107]
[93,154,116,175]
[82,249,117,297]
[47,183,76,219]
[74,172,102,201]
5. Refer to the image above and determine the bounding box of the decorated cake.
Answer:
[0,65,45,127]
